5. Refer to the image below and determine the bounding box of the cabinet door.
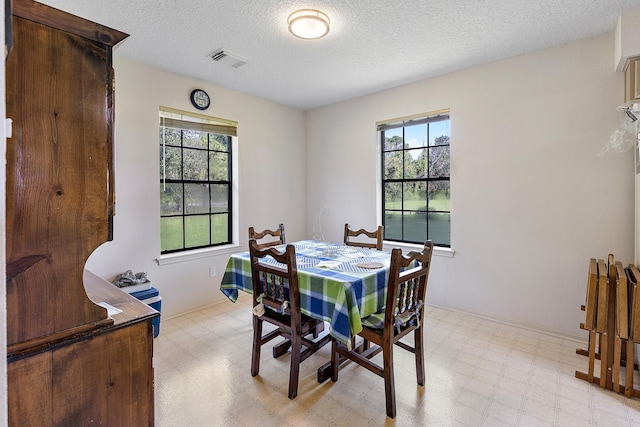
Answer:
[6,15,113,346]
[8,321,155,426]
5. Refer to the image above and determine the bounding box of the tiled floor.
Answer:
[154,295,640,426]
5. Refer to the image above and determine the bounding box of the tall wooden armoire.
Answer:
[5,1,158,425]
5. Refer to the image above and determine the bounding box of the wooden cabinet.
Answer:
[5,1,158,425]
[5,0,125,349]
[8,272,157,426]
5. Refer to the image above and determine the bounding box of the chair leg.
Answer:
[587,330,596,382]
[288,331,302,399]
[251,316,263,376]
[382,340,396,419]
[312,322,325,339]
[626,339,635,397]
[331,338,339,382]
[599,327,610,388]
[614,337,622,393]
[415,328,425,386]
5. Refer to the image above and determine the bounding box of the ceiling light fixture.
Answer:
[287,9,330,40]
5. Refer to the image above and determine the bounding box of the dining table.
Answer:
[220,240,393,349]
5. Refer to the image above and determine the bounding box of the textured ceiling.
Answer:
[37,0,640,110]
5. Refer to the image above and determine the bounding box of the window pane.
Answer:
[428,181,450,212]
[185,215,210,247]
[209,152,229,181]
[384,211,402,240]
[160,127,182,146]
[161,146,182,180]
[211,213,229,244]
[183,148,208,180]
[429,212,451,246]
[160,110,234,254]
[211,184,229,213]
[183,129,207,149]
[383,128,403,151]
[384,182,402,209]
[381,113,450,247]
[405,123,427,148]
[403,182,427,211]
[429,145,450,178]
[185,183,210,214]
[209,134,229,152]
[161,217,183,252]
[160,183,183,215]
[403,211,427,243]
[384,151,403,179]
[429,121,450,146]
[404,148,427,179]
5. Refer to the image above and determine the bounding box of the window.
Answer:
[159,107,237,254]
[379,110,450,247]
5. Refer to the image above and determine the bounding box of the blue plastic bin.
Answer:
[130,287,162,338]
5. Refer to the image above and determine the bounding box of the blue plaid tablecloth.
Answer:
[220,240,391,345]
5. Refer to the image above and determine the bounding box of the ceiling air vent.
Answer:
[209,48,249,69]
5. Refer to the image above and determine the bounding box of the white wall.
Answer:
[306,33,634,340]
[84,57,307,319]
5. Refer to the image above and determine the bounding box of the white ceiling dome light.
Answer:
[287,9,330,40]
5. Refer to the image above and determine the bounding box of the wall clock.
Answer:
[190,89,210,110]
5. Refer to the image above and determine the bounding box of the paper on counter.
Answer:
[316,260,342,269]
[97,301,123,317]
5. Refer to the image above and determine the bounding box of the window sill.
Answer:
[156,244,242,266]
[382,241,455,258]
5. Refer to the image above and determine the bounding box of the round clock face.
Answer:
[190,89,210,110]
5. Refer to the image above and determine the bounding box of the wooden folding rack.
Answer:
[576,255,640,396]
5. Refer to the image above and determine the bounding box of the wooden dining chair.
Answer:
[248,223,285,249]
[576,258,600,384]
[343,223,383,250]
[613,261,629,394]
[596,257,613,388]
[249,239,330,399]
[330,241,434,418]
